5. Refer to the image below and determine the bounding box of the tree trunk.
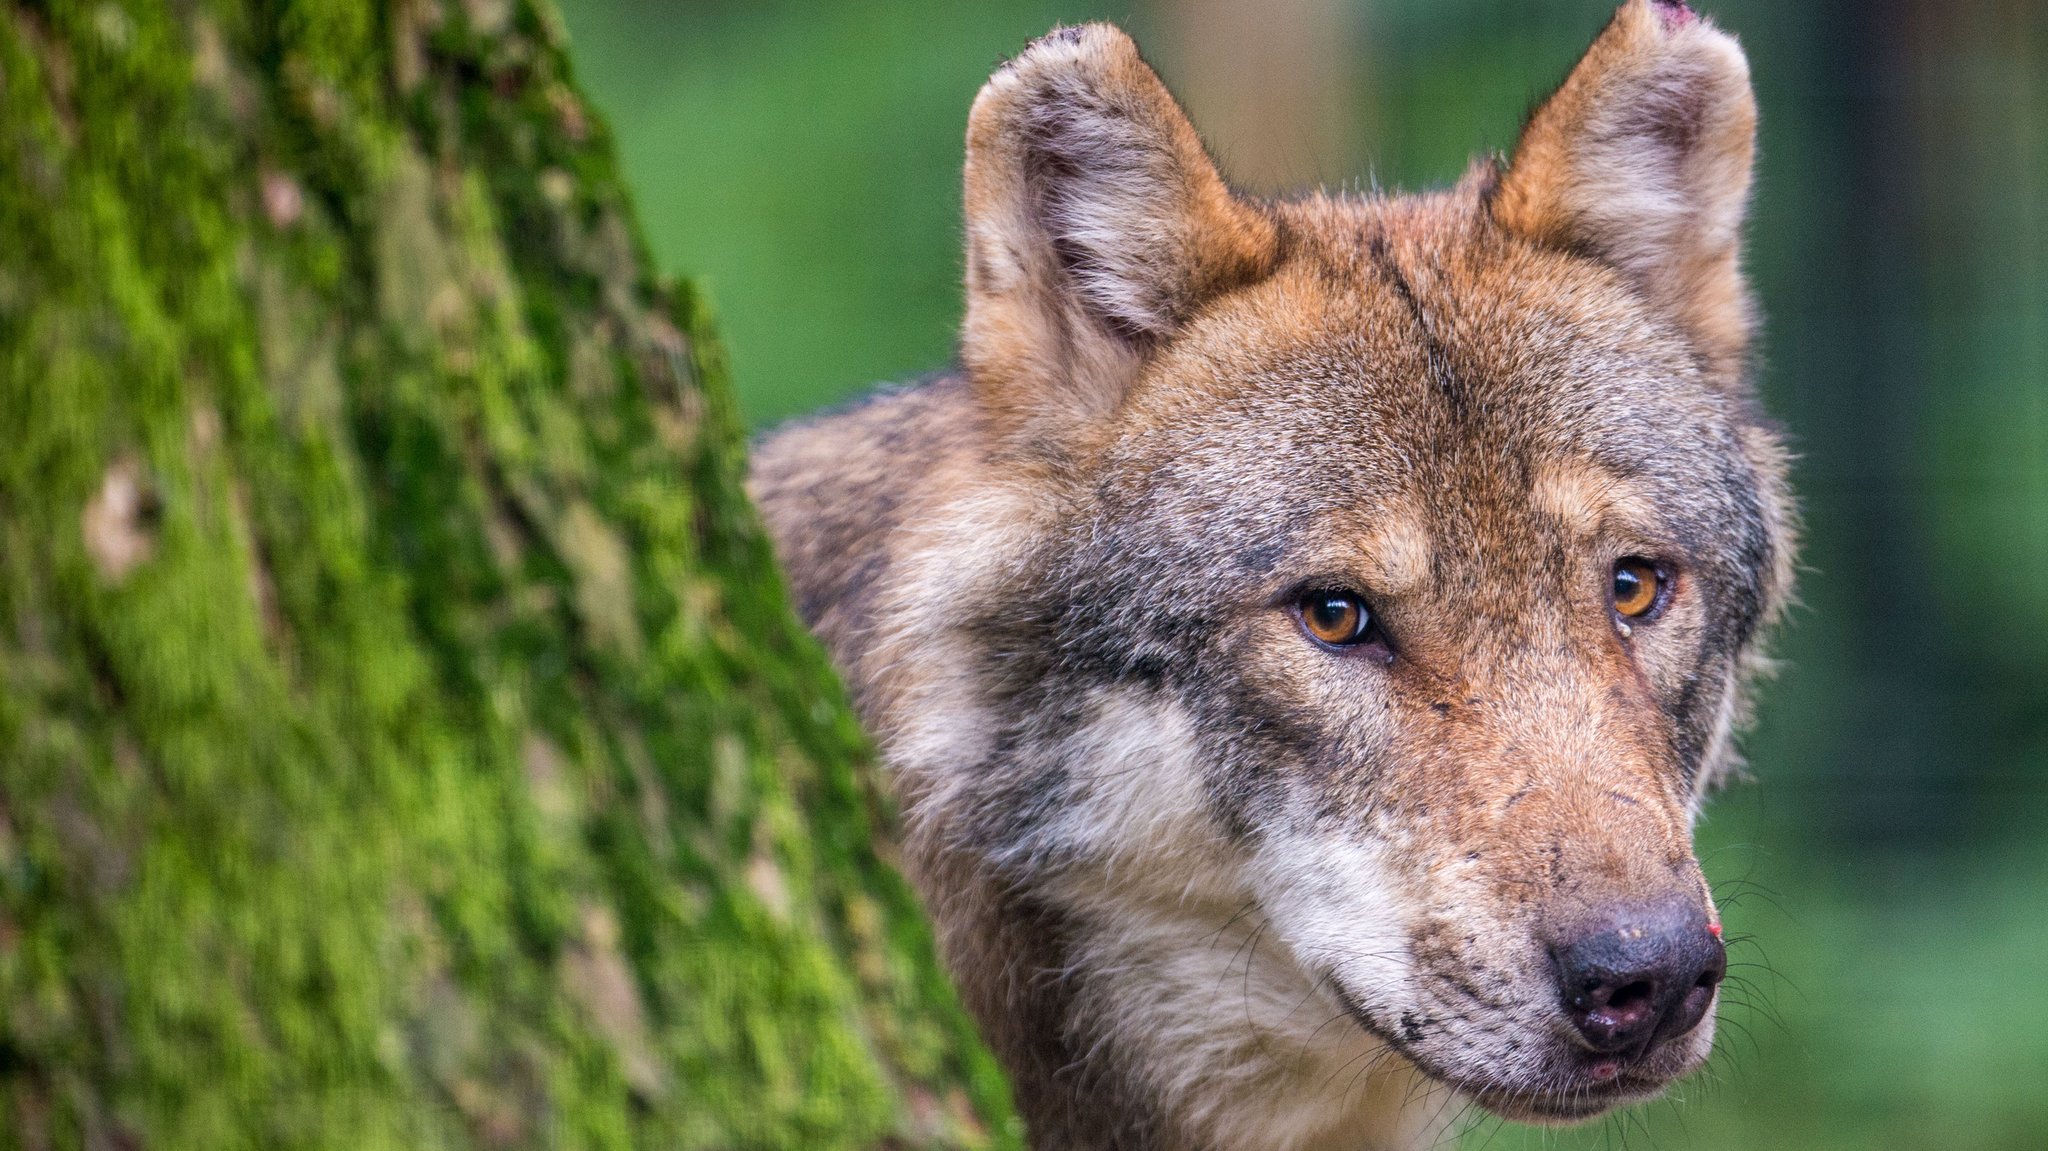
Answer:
[0,2,1014,1148]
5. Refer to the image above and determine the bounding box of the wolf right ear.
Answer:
[961,25,1278,454]
[1492,0,1758,380]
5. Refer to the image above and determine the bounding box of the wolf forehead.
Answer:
[1077,196,1778,609]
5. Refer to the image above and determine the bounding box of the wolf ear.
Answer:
[962,25,1278,450]
[1492,0,1758,377]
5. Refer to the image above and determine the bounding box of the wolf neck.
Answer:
[750,379,1456,1149]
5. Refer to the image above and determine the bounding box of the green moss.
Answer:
[0,1,1017,1147]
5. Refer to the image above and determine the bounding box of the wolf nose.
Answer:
[1550,906,1726,1055]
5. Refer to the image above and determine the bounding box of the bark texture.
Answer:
[0,2,1015,1148]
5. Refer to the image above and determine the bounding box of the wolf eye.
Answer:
[1611,558,1666,619]
[1298,591,1376,648]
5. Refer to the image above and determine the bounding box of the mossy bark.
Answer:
[0,2,1016,1148]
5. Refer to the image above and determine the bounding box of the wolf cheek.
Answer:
[749,2,1792,1148]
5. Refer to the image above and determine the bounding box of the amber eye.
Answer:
[1299,591,1375,647]
[1611,558,1665,619]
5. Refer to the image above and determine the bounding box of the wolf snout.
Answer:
[1548,900,1726,1056]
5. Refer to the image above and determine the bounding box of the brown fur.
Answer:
[751,4,1794,1148]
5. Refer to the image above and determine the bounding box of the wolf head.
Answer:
[788,2,1794,1145]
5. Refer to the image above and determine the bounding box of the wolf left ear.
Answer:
[961,25,1279,453]
[1492,0,1758,378]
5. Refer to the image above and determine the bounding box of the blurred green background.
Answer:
[556,0,2048,1147]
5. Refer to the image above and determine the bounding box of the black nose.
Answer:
[1550,905,1726,1055]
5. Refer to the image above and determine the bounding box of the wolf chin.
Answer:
[749,2,1796,1148]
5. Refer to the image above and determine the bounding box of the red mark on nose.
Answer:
[1708,922,1723,939]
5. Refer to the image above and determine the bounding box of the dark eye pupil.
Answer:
[1612,559,1663,618]
[1313,598,1350,632]
[1307,594,1365,643]
[1614,568,1642,600]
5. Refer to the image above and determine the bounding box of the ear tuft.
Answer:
[1651,0,1698,29]
[962,24,1277,443]
[1492,0,1757,378]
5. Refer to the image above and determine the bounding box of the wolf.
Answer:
[749,2,1795,1147]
